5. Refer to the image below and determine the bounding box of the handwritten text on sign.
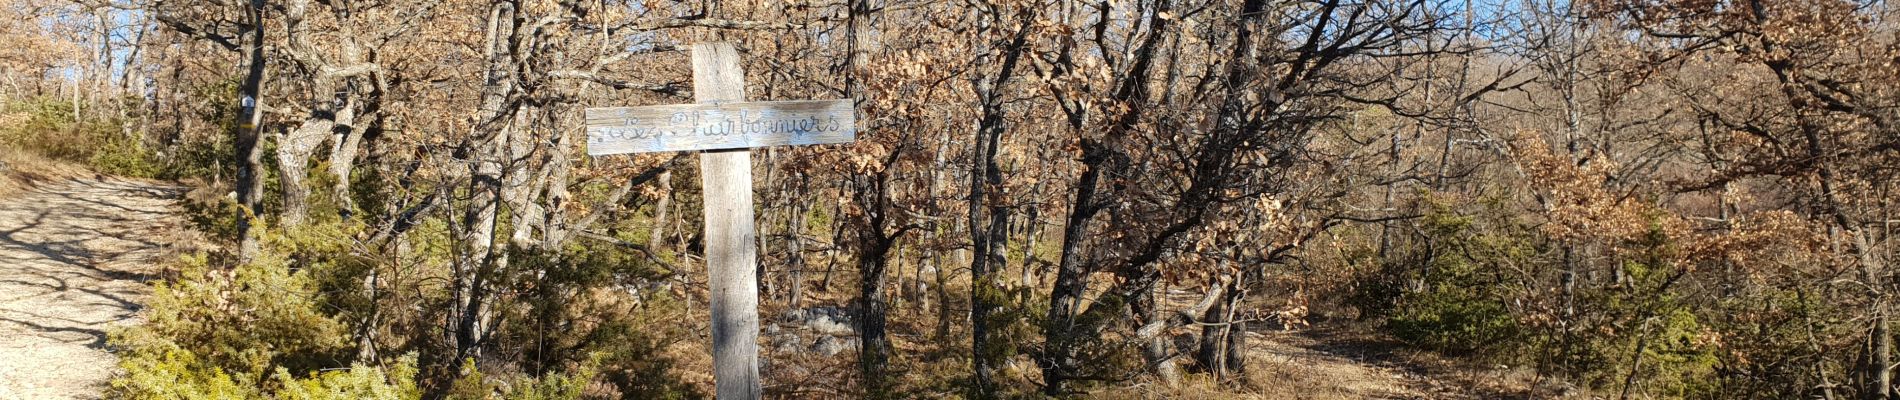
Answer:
[584,99,855,155]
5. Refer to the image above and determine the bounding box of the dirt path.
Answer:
[0,178,184,400]
[1247,331,1432,399]
[1246,329,1553,399]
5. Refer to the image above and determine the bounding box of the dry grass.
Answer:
[1096,332,1428,400]
[0,145,96,199]
[0,144,207,261]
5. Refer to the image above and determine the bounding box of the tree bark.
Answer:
[966,9,1035,396]
[450,0,517,368]
[233,0,267,259]
[854,175,897,395]
[1043,139,1109,393]
[276,116,330,228]
[1041,0,1170,391]
[1859,231,1892,400]
[787,194,808,308]
[650,170,672,244]
[1196,275,1247,380]
[1133,279,1177,384]
[328,98,366,219]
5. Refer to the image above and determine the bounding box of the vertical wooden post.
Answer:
[692,42,762,400]
[588,41,852,400]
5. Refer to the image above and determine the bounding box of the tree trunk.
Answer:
[971,209,1010,396]
[1196,276,1247,380]
[538,111,573,249]
[1043,140,1108,394]
[1860,231,1892,400]
[967,11,1035,396]
[1226,318,1247,376]
[276,114,334,229]
[1134,282,1179,384]
[856,225,895,396]
[934,244,952,341]
[276,0,345,230]
[233,0,267,259]
[820,193,845,291]
[454,126,503,363]
[328,97,365,219]
[91,6,110,117]
[451,0,517,367]
[1871,312,1892,400]
[503,110,542,249]
[1019,183,1043,292]
[650,170,672,244]
[1039,0,1173,388]
[787,196,808,308]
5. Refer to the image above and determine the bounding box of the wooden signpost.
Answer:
[585,42,854,400]
[584,100,854,155]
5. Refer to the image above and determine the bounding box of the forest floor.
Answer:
[1099,325,1560,399]
[0,153,1547,400]
[1247,330,1441,399]
[1244,328,1561,399]
[0,175,188,400]
[1104,290,1565,399]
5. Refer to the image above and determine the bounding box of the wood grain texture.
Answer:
[692,42,762,400]
[584,99,854,155]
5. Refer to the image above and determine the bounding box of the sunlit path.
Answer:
[0,179,184,400]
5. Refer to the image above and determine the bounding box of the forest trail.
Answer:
[1248,332,1432,399]
[1245,329,1549,399]
[0,178,186,400]
[1147,288,1542,399]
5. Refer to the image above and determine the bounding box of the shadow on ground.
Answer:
[0,177,185,400]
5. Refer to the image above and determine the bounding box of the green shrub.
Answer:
[110,230,359,398]
[1387,204,1527,357]
[1566,229,1718,398]
[113,348,424,400]
[181,190,245,245]
[0,97,164,176]
[1337,228,1404,320]
[111,348,260,400]
[499,359,597,400]
[1389,284,1522,355]
[1379,197,1724,398]
[271,355,421,400]
[439,357,600,400]
[113,206,703,398]
[91,136,163,178]
[489,244,702,399]
[157,128,235,181]
[0,97,107,159]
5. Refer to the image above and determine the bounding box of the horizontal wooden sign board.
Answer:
[585,99,855,155]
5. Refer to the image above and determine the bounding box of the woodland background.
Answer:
[0,0,1897,398]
